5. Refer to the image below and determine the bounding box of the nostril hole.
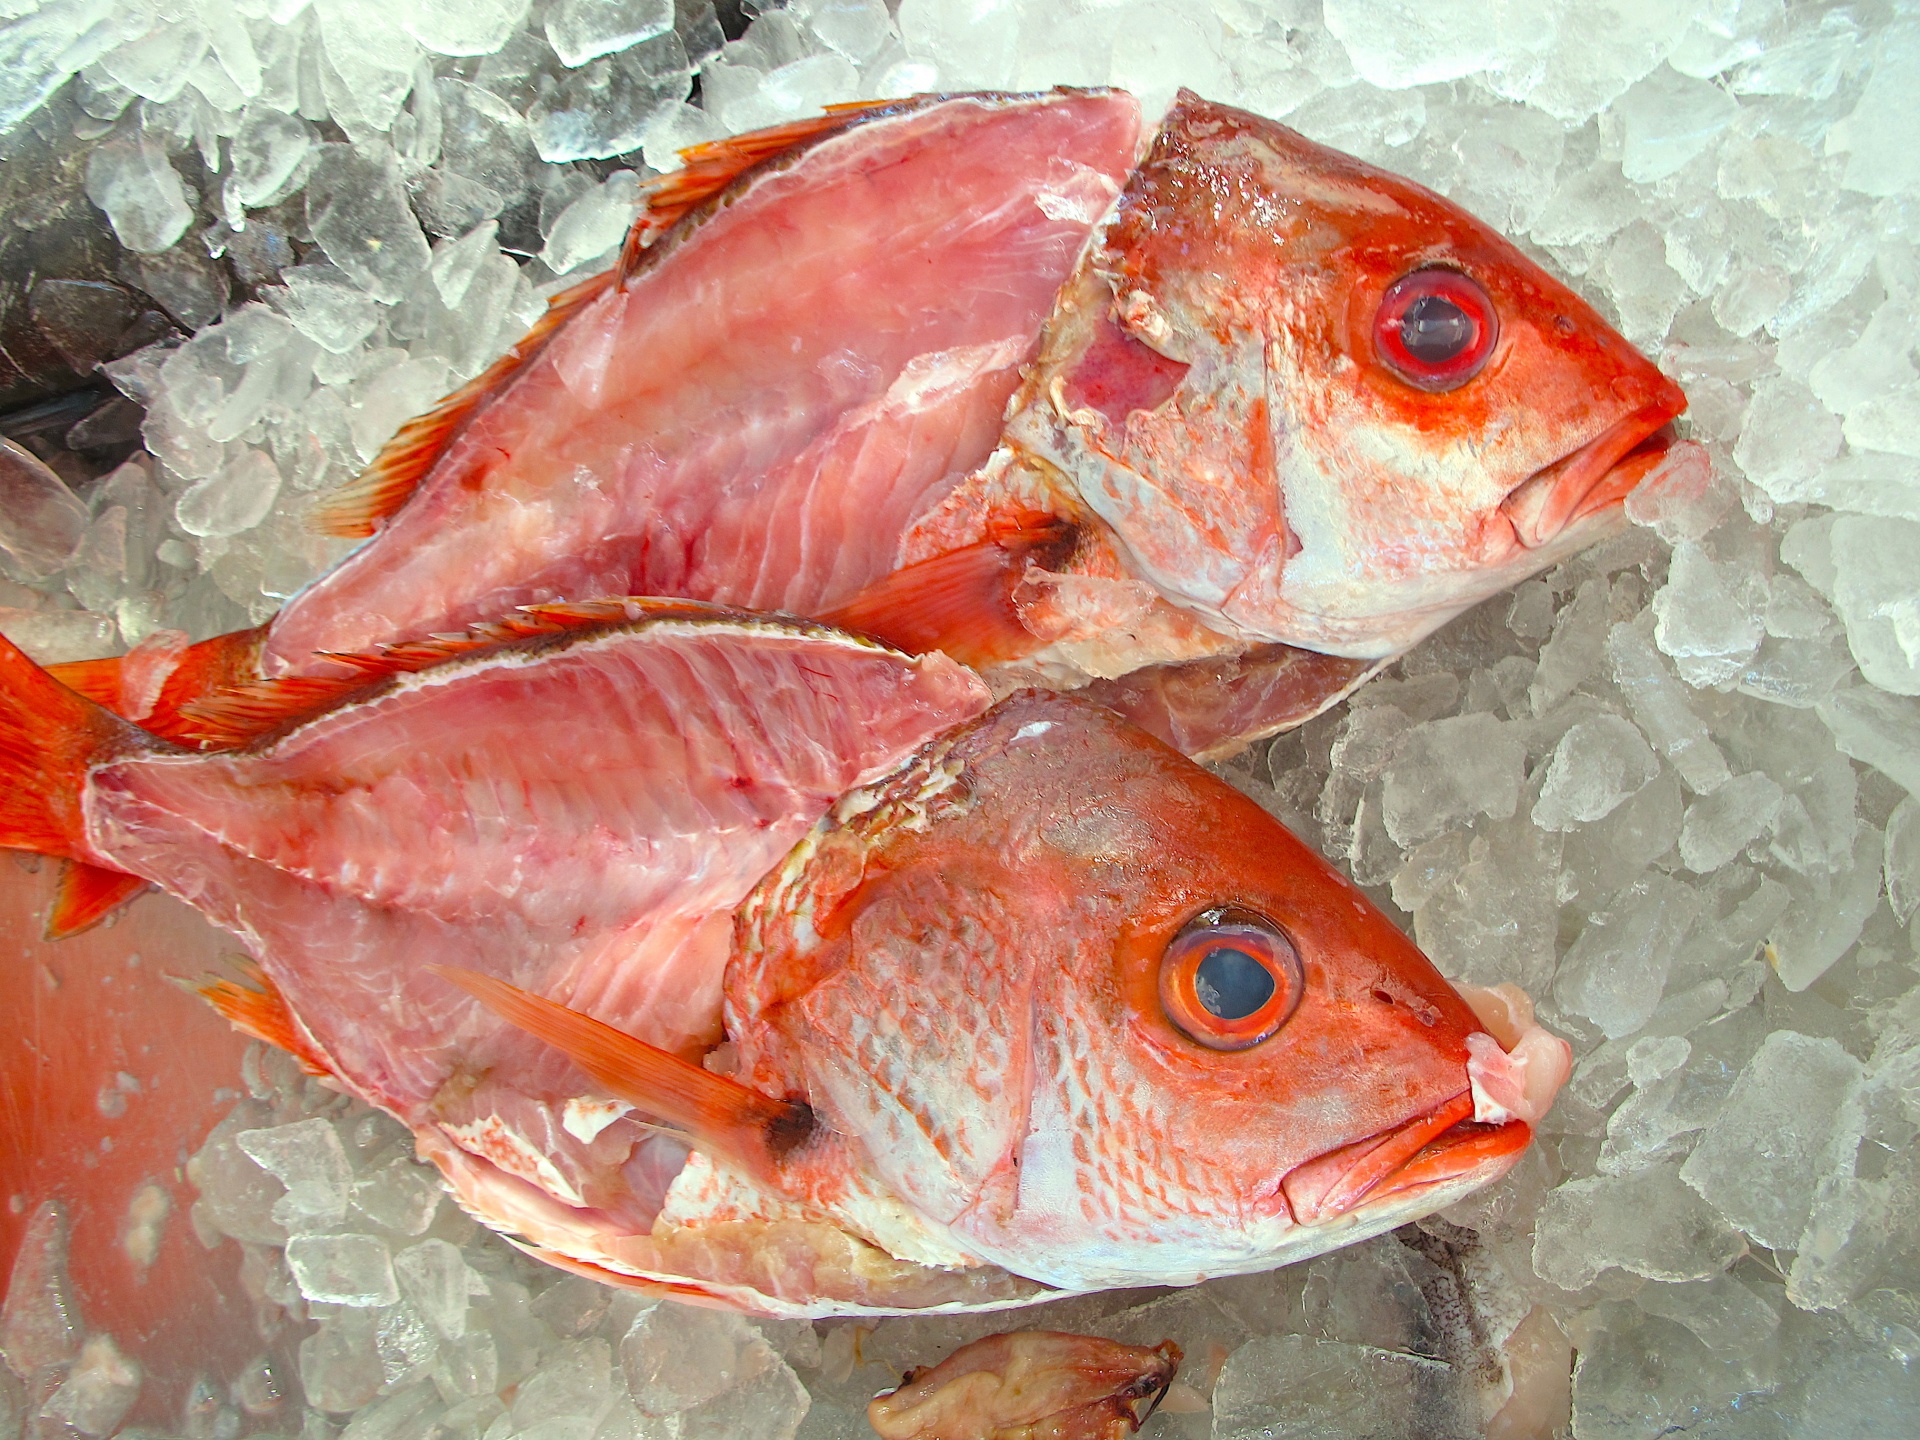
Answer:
[1370,987,1395,1006]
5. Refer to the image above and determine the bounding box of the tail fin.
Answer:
[0,633,150,861]
[45,625,264,748]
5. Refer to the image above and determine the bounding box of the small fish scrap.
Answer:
[867,1331,1182,1440]
[0,603,1569,1316]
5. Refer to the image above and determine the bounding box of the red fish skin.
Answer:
[259,91,1143,682]
[49,615,990,1219]
[730,690,1511,1292]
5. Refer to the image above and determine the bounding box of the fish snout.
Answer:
[1499,402,1687,549]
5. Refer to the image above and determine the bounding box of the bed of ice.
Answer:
[2,0,1919,1436]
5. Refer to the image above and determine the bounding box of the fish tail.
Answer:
[0,632,152,863]
[45,624,265,747]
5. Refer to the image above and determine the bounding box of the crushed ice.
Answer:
[1,0,1919,1434]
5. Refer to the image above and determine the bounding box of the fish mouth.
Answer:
[1499,403,1682,549]
[1279,1090,1533,1225]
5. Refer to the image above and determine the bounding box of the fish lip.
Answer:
[1499,402,1684,550]
[1278,1086,1533,1225]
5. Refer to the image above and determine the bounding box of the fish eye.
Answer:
[1159,908,1303,1051]
[1373,269,1497,392]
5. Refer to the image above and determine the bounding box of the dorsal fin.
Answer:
[194,962,335,1077]
[312,269,620,539]
[616,98,915,281]
[314,99,930,543]
[170,599,732,747]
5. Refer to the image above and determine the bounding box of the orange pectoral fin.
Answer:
[430,966,815,1191]
[46,862,149,939]
[819,516,1073,667]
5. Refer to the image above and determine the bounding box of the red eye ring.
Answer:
[1374,269,1497,392]
[1159,909,1303,1051]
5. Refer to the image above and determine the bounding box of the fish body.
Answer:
[55,89,1693,770]
[0,611,1567,1316]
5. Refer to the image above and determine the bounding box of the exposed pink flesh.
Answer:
[78,619,990,1210]
[264,93,1142,678]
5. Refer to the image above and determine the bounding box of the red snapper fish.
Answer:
[52,90,1690,769]
[0,609,1568,1316]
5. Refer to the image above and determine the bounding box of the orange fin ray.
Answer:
[430,966,814,1190]
[41,653,125,710]
[617,98,916,280]
[194,962,334,1077]
[819,515,1072,667]
[312,270,619,539]
[47,861,149,938]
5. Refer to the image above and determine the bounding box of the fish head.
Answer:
[732,691,1560,1291]
[1008,90,1691,659]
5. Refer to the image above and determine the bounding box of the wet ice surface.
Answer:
[3,0,1920,1436]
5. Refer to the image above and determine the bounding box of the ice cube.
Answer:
[621,1304,758,1416]
[511,1337,611,1429]
[1532,1160,1745,1290]
[0,1201,81,1378]
[527,32,690,162]
[428,221,500,309]
[305,142,433,304]
[0,439,88,581]
[352,1158,444,1235]
[227,107,316,213]
[174,447,283,539]
[1554,871,1701,1038]
[1569,1303,1775,1439]
[98,16,210,104]
[1599,221,1691,347]
[1528,576,1609,713]
[1677,771,1785,873]
[529,1275,613,1339]
[1680,1030,1865,1250]
[1378,712,1526,847]
[402,0,531,58]
[894,0,1022,89]
[1887,798,1920,924]
[1413,815,1561,993]
[1818,686,1920,798]
[1825,20,1920,197]
[313,0,421,135]
[547,0,674,68]
[1771,825,1886,992]
[1828,515,1920,695]
[1614,64,1738,183]
[299,1309,383,1413]
[237,1118,350,1201]
[271,263,384,354]
[1531,714,1660,831]
[286,1234,401,1307]
[39,1333,140,1438]
[1636,1274,1781,1355]
[393,1240,470,1341]
[84,132,194,254]
[1209,1331,1451,1438]
[797,0,893,63]
[1606,621,1731,793]
[0,0,140,133]
[1321,0,1519,88]
[1733,378,1846,504]
[1652,542,1766,689]
[540,170,641,276]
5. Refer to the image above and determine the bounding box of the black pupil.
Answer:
[1400,294,1475,363]
[1193,947,1276,1020]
